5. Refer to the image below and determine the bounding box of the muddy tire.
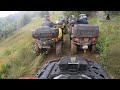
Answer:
[71,40,77,55]
[56,41,62,57]
[91,44,96,53]
[34,44,41,56]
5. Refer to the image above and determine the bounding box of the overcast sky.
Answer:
[0,11,19,17]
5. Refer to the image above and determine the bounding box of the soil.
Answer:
[39,34,100,69]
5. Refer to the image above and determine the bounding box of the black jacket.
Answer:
[76,18,88,24]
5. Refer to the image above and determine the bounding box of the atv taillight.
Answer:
[92,38,96,42]
[84,38,88,42]
[73,38,80,42]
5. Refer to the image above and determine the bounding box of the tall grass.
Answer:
[0,16,44,78]
[89,16,120,78]
[0,11,64,79]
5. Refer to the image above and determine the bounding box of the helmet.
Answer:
[79,14,86,16]
[60,17,64,22]
[79,14,87,19]
[71,15,75,18]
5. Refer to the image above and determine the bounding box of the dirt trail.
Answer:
[39,34,99,68]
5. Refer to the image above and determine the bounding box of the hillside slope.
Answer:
[0,11,64,78]
[0,17,44,78]
[89,16,120,78]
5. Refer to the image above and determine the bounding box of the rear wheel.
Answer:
[71,40,77,55]
[34,44,41,56]
[56,41,63,57]
[91,44,96,53]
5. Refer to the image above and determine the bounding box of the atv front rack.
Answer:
[35,57,111,79]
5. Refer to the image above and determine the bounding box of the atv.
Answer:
[35,56,111,79]
[70,24,99,54]
[32,26,63,56]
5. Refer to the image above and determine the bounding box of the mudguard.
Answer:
[35,56,111,79]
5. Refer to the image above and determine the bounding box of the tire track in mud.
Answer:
[39,34,100,68]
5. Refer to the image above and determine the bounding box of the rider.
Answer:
[59,16,65,28]
[79,14,88,24]
[59,17,64,22]
[68,15,76,22]
[41,15,55,28]
[55,20,63,37]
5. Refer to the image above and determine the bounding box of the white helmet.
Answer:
[79,14,87,19]
[71,15,75,18]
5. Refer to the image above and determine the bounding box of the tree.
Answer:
[17,14,31,30]
[104,11,120,16]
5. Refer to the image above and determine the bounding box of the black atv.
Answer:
[35,56,111,79]
[70,24,99,54]
[32,26,63,56]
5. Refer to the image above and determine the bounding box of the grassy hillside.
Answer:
[89,16,120,78]
[0,11,64,79]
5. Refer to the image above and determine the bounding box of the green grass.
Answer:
[89,16,120,79]
[0,16,43,78]
[0,11,64,79]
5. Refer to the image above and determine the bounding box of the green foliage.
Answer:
[4,49,11,56]
[104,11,120,16]
[0,11,49,40]
[96,32,110,66]
[17,14,31,29]
[89,16,120,78]
[0,46,37,78]
[0,11,61,79]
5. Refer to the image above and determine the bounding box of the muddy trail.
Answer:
[39,34,100,69]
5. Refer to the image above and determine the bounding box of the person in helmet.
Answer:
[54,20,63,39]
[79,14,88,24]
[68,15,75,21]
[59,17,64,22]
[41,15,55,28]
[64,16,69,24]
[59,16,65,26]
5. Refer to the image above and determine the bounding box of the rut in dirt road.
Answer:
[39,34,100,67]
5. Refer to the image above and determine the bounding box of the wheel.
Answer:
[71,40,77,55]
[34,44,41,56]
[56,41,63,56]
[91,44,96,53]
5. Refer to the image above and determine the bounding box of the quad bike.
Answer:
[32,26,63,56]
[70,24,99,54]
[34,56,111,79]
